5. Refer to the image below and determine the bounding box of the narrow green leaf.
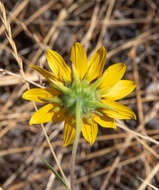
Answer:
[41,157,70,190]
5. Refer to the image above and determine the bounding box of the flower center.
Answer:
[60,80,100,116]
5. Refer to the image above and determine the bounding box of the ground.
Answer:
[0,0,159,189]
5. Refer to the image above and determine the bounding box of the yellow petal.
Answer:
[29,104,54,125]
[22,88,59,103]
[81,120,98,145]
[99,63,126,89]
[101,98,136,120]
[30,64,55,81]
[64,117,75,146]
[71,42,88,79]
[102,80,136,100]
[93,115,116,129]
[46,49,71,82]
[86,46,107,82]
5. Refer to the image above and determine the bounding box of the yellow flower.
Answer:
[22,42,136,146]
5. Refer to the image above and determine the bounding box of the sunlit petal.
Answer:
[71,42,88,79]
[93,114,116,129]
[102,80,136,100]
[30,64,55,81]
[81,120,98,145]
[64,116,75,146]
[99,63,126,89]
[29,104,54,125]
[22,88,59,103]
[101,98,136,120]
[86,46,107,82]
[46,49,71,82]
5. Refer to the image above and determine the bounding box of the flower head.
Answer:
[22,42,136,146]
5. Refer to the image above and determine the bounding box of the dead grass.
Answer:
[0,0,159,189]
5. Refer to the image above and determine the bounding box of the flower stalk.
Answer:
[70,100,82,190]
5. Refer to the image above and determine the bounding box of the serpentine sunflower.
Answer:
[22,42,136,146]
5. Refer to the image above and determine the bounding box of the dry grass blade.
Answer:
[0,1,26,81]
[0,0,31,36]
[117,121,159,145]
[138,163,159,190]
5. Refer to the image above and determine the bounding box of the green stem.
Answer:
[70,101,82,190]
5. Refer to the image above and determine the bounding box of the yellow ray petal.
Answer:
[86,46,107,82]
[64,117,75,146]
[99,63,126,89]
[93,115,116,129]
[71,42,88,79]
[101,98,136,120]
[46,49,71,82]
[102,80,136,100]
[22,88,59,103]
[81,120,98,145]
[29,104,54,125]
[30,64,55,81]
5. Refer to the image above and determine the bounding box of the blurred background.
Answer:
[0,0,159,189]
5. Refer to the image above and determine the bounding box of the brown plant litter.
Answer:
[0,0,159,189]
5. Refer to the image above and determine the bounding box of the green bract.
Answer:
[60,79,100,116]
